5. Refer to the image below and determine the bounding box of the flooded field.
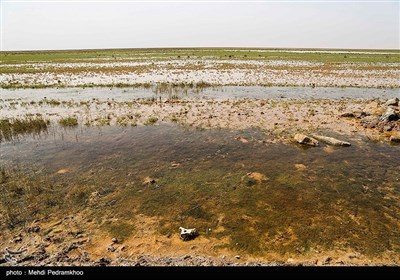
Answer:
[0,83,399,266]
[2,48,399,88]
[1,86,400,102]
[1,121,399,265]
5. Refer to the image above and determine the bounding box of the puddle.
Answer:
[1,86,399,103]
[1,124,399,258]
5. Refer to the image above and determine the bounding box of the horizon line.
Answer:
[2,46,400,53]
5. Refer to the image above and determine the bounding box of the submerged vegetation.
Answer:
[0,117,49,142]
[58,116,78,127]
[0,124,399,261]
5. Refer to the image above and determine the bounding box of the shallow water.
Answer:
[1,124,399,257]
[1,86,399,103]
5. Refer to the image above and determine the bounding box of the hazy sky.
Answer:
[1,0,399,51]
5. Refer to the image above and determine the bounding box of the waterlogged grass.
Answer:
[144,116,158,125]
[58,116,78,127]
[0,117,49,142]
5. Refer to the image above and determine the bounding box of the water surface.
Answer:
[1,86,399,102]
[1,124,399,257]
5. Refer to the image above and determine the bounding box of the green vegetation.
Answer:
[0,117,49,142]
[1,48,399,64]
[104,222,135,242]
[58,116,78,127]
[144,116,158,125]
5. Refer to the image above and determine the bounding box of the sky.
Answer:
[1,0,399,51]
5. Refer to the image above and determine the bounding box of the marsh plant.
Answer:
[0,117,49,142]
[144,116,158,125]
[58,116,78,127]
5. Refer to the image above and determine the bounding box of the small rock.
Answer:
[143,176,158,185]
[236,137,249,144]
[379,107,399,122]
[294,164,306,171]
[107,245,116,252]
[12,235,22,243]
[111,238,118,244]
[360,115,379,128]
[294,134,319,147]
[385,98,399,106]
[27,225,41,233]
[235,255,241,259]
[90,191,100,198]
[340,112,355,118]
[383,125,393,131]
[312,134,351,147]
[390,134,400,143]
[179,227,199,241]
[323,256,333,265]
[242,172,268,185]
[347,252,360,259]
[97,257,111,266]
[170,162,180,168]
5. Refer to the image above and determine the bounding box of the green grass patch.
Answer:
[0,118,49,142]
[144,116,158,125]
[104,222,135,242]
[58,116,78,127]
[1,48,398,64]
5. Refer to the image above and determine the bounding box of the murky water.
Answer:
[1,124,399,258]
[1,86,399,102]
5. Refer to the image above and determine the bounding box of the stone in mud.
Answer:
[242,172,268,185]
[385,98,399,107]
[27,224,41,233]
[294,164,307,170]
[12,235,22,243]
[390,134,400,143]
[107,245,116,252]
[96,257,111,266]
[340,112,355,118]
[143,176,158,185]
[383,125,393,131]
[294,134,319,147]
[360,115,379,128]
[179,227,199,241]
[323,256,333,265]
[379,107,399,122]
[312,135,351,147]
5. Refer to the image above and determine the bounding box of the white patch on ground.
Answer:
[1,58,399,88]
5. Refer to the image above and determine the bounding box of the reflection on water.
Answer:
[1,86,399,103]
[0,124,399,257]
